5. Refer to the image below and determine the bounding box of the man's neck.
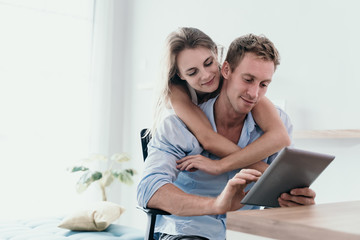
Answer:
[214,94,247,144]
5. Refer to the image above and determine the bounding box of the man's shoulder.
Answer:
[160,114,187,131]
[251,105,293,138]
[152,114,202,155]
[275,106,292,124]
[275,106,294,138]
[155,114,194,142]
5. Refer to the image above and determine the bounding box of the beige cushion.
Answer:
[58,201,125,231]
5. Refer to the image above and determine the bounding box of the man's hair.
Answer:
[225,34,280,71]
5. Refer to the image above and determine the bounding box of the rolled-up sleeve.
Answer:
[137,115,202,208]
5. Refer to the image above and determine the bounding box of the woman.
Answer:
[152,27,290,174]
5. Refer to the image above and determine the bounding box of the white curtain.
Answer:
[89,0,139,227]
[89,0,132,156]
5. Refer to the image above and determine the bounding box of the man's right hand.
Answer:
[213,169,261,214]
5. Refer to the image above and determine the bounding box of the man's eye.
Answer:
[261,82,270,87]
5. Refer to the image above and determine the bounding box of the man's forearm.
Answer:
[147,183,218,216]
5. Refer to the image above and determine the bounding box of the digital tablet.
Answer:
[241,147,335,208]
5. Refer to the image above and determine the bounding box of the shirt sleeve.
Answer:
[136,115,203,208]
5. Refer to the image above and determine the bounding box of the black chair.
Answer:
[139,128,171,240]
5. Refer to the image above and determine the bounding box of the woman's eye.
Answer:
[204,60,213,67]
[188,70,197,76]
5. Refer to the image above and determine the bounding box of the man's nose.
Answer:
[246,85,259,99]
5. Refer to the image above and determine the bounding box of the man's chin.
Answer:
[235,106,253,115]
[242,103,256,113]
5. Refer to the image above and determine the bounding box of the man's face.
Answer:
[222,52,275,115]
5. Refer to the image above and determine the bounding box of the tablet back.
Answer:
[241,147,335,208]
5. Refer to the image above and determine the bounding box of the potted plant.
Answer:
[68,153,136,201]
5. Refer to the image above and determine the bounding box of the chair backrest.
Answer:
[139,128,171,240]
[140,128,151,161]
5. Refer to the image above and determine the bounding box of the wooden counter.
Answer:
[227,201,360,240]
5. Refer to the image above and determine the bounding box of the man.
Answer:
[137,34,316,240]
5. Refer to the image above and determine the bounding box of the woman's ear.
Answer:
[221,61,231,79]
[177,72,185,81]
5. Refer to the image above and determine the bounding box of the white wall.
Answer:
[129,0,360,129]
[126,0,360,232]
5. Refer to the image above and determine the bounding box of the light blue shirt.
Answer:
[137,96,293,240]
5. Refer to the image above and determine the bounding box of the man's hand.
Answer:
[176,155,222,175]
[278,187,316,207]
[213,169,261,214]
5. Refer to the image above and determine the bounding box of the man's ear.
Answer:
[221,61,231,79]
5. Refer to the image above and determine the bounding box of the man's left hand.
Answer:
[278,187,316,207]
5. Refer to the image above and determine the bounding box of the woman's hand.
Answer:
[176,155,223,175]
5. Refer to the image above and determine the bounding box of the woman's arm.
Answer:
[170,84,239,156]
[170,85,290,174]
[214,97,291,174]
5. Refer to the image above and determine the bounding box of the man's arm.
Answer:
[137,116,203,210]
[147,183,216,216]
[147,169,261,216]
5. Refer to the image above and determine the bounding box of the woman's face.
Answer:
[176,47,220,95]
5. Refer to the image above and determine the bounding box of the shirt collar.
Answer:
[238,111,257,148]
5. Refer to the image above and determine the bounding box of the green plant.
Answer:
[68,153,136,201]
